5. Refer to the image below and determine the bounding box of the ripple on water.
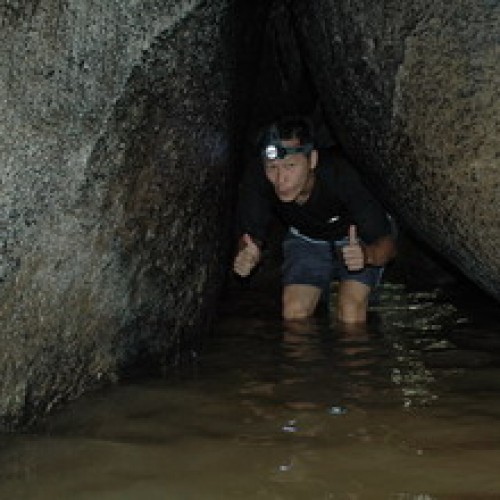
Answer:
[1,283,500,499]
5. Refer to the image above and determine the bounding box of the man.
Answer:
[233,116,396,324]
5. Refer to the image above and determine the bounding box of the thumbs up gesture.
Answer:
[233,233,261,277]
[341,225,365,271]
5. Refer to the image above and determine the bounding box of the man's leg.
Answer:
[336,279,372,323]
[283,284,323,320]
[281,231,332,321]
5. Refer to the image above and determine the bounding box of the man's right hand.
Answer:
[233,233,261,277]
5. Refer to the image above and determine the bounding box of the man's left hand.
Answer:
[341,225,365,271]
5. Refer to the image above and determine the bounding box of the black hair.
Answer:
[258,115,315,151]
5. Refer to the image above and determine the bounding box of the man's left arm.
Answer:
[342,225,396,271]
[362,233,397,267]
[334,158,397,269]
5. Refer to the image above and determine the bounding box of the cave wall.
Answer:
[1,0,497,429]
[289,0,499,299]
[0,0,270,429]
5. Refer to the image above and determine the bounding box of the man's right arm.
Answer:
[234,164,272,276]
[233,233,261,277]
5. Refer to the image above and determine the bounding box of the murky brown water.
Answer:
[1,283,500,499]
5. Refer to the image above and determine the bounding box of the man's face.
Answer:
[264,138,317,202]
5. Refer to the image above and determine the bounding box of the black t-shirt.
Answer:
[237,147,392,244]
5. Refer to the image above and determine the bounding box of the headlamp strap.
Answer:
[263,142,313,160]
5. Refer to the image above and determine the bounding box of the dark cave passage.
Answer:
[1,0,498,432]
[230,0,471,297]
[1,2,500,495]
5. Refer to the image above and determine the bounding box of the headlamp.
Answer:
[262,142,313,161]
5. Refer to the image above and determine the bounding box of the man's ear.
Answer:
[309,149,318,170]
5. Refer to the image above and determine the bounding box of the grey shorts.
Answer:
[282,228,384,296]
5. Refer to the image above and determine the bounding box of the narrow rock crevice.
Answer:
[1,0,498,430]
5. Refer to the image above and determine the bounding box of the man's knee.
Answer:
[337,281,370,324]
[337,301,367,323]
[282,285,321,320]
[283,300,312,320]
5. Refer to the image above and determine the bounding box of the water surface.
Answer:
[1,283,500,499]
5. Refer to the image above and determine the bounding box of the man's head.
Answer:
[259,116,318,202]
[260,116,315,161]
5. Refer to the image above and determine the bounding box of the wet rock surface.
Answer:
[1,0,498,430]
[0,0,269,429]
[289,0,500,299]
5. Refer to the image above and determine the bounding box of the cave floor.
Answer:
[1,281,500,499]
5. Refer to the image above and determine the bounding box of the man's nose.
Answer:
[274,165,285,184]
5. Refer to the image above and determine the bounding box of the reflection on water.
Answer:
[1,283,500,499]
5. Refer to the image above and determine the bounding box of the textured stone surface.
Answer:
[1,0,498,430]
[0,0,270,429]
[290,0,499,299]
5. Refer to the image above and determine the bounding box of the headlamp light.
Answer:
[262,142,313,161]
[264,144,280,160]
